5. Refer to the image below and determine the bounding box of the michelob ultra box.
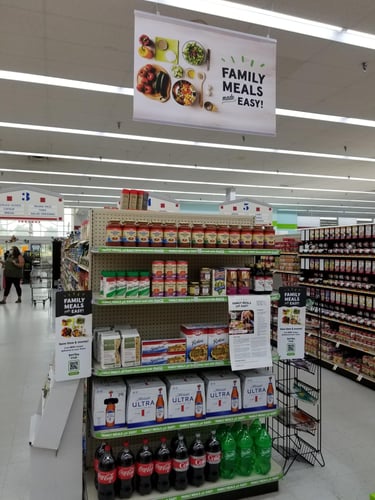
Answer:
[164,373,206,422]
[92,377,126,431]
[126,376,168,428]
[180,324,208,363]
[239,369,276,412]
[201,370,241,416]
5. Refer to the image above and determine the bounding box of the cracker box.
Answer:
[206,324,229,361]
[164,374,206,422]
[118,327,141,367]
[211,268,226,296]
[126,376,168,427]
[201,370,241,416]
[141,351,187,366]
[96,331,121,369]
[239,369,276,412]
[91,377,126,431]
[141,339,186,356]
[180,324,208,363]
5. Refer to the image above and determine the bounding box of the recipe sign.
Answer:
[55,291,92,381]
[134,11,276,136]
[277,287,306,360]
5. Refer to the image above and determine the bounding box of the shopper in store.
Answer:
[0,246,25,304]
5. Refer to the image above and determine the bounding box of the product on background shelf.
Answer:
[171,433,189,491]
[135,438,154,495]
[211,268,226,296]
[236,423,255,476]
[188,432,206,487]
[97,444,117,500]
[92,378,126,431]
[220,428,237,479]
[240,370,277,412]
[207,324,229,361]
[164,374,206,421]
[254,424,273,475]
[180,324,208,363]
[202,370,242,416]
[119,327,141,368]
[116,441,135,499]
[153,437,172,493]
[106,220,123,246]
[94,442,110,490]
[205,430,221,482]
[126,376,167,427]
[95,331,121,369]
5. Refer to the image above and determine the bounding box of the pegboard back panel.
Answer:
[89,208,256,247]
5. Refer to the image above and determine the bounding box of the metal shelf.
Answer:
[301,282,375,296]
[93,293,228,306]
[299,253,375,258]
[306,311,375,334]
[92,246,280,256]
[306,329,375,357]
[273,269,300,275]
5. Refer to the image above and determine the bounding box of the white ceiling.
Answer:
[2,0,375,218]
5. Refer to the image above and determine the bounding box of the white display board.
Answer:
[0,188,63,220]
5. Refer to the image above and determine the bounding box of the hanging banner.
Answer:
[228,294,273,371]
[55,291,92,381]
[0,188,63,220]
[133,11,276,136]
[277,286,306,360]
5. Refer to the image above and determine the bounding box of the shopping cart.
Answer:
[30,265,52,307]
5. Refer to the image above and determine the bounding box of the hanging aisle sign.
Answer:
[0,188,63,220]
[133,11,276,136]
[277,287,306,360]
[55,291,92,381]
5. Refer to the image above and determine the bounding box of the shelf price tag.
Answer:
[333,364,338,371]
[356,374,363,382]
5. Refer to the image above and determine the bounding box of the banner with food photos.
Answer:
[277,287,306,360]
[55,291,92,381]
[134,11,276,136]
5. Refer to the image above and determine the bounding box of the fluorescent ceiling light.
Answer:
[145,0,375,50]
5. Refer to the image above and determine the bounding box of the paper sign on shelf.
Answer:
[277,286,306,360]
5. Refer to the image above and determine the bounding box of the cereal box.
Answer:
[164,373,206,422]
[201,370,241,416]
[126,376,167,427]
[211,268,226,296]
[180,324,208,363]
[92,377,126,431]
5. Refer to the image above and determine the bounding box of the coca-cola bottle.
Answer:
[171,433,189,491]
[205,430,221,482]
[153,437,172,493]
[93,442,108,490]
[116,441,135,499]
[188,432,206,487]
[97,444,117,500]
[135,438,154,495]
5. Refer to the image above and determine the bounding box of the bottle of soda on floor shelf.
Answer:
[170,432,187,452]
[220,429,237,479]
[94,442,109,490]
[231,421,242,442]
[254,424,272,475]
[188,432,206,487]
[236,424,254,476]
[97,444,117,500]
[171,433,189,491]
[135,438,154,495]
[249,418,262,441]
[205,430,221,482]
[153,437,172,493]
[216,423,228,444]
[116,441,135,499]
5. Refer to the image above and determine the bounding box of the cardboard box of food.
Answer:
[126,376,167,427]
[180,324,208,363]
[141,351,187,366]
[96,331,121,369]
[206,324,229,361]
[211,268,226,296]
[164,373,206,422]
[118,327,141,367]
[141,338,186,356]
[92,377,126,431]
[239,369,276,412]
[201,370,241,416]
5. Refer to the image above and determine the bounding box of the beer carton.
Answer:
[201,370,241,416]
[118,327,141,367]
[239,369,276,412]
[126,376,168,428]
[164,373,206,422]
[206,324,229,361]
[180,324,208,363]
[91,377,126,431]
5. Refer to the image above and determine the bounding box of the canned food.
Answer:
[176,260,188,280]
[188,282,200,296]
[200,267,211,282]
[151,279,164,297]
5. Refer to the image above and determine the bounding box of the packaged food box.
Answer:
[141,338,186,356]
[118,327,141,367]
[211,268,226,296]
[96,331,121,369]
[93,326,113,362]
[126,376,167,427]
[201,370,241,416]
[92,377,126,431]
[239,369,276,412]
[141,351,186,366]
[206,324,229,361]
[180,324,208,363]
[164,373,205,422]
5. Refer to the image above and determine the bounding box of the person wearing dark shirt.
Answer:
[0,246,25,304]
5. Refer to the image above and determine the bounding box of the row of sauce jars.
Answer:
[106,221,275,248]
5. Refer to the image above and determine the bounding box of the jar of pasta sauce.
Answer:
[164,279,176,297]
[106,220,122,246]
[217,225,229,248]
[240,226,253,249]
[163,223,178,247]
[136,222,150,247]
[264,226,275,248]
[152,260,164,279]
[177,224,192,247]
[176,279,188,296]
[151,279,164,297]
[150,222,163,247]
[229,225,241,248]
[192,224,204,248]
[176,260,188,280]
[252,227,265,248]
[122,222,137,247]
[204,224,217,248]
[165,260,177,279]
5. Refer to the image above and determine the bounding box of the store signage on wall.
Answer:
[0,188,63,220]
[220,199,273,224]
[133,11,276,136]
[277,287,306,360]
[55,291,92,382]
[228,294,273,370]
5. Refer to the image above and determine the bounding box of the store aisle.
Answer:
[0,284,374,500]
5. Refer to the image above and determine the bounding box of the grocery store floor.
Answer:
[0,284,374,500]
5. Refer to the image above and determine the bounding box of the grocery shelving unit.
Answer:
[61,238,90,291]
[85,208,282,499]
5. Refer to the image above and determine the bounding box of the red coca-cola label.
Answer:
[189,455,206,468]
[97,469,117,485]
[206,451,222,464]
[136,462,154,477]
[172,458,189,472]
[154,460,172,475]
[117,465,135,480]
[93,458,99,472]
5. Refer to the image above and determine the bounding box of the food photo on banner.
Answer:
[133,10,276,135]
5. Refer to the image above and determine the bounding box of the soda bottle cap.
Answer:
[161,437,167,443]
[143,438,149,445]
[104,445,111,452]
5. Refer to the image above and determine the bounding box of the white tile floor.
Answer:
[0,284,374,500]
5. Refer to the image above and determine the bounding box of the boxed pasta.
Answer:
[126,376,167,427]
[118,327,141,367]
[92,377,126,431]
[206,324,229,361]
[180,324,208,363]
[96,331,121,369]
[141,338,186,356]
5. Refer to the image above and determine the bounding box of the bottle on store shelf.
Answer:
[97,444,117,500]
[267,377,275,408]
[231,380,240,413]
[216,423,228,444]
[188,432,206,487]
[171,433,189,491]
[220,429,237,479]
[153,437,172,493]
[135,438,154,495]
[93,442,110,490]
[116,441,135,499]
[155,388,165,423]
[205,430,221,482]
[194,384,204,419]
[236,424,254,476]
[231,421,242,442]
[254,424,272,475]
[252,264,265,293]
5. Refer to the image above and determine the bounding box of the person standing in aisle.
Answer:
[0,246,25,304]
